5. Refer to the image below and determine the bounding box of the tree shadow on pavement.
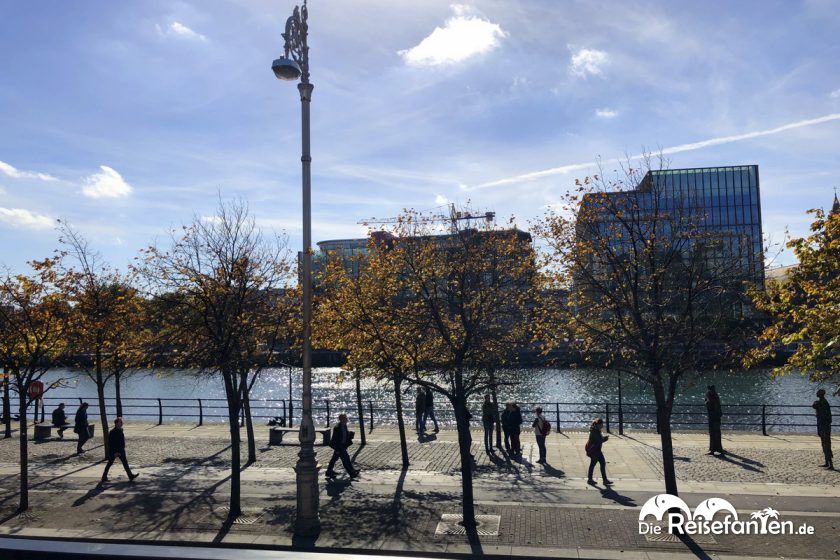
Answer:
[716,453,763,472]
[678,531,713,559]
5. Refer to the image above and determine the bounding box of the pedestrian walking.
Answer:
[51,403,70,439]
[325,413,359,479]
[705,385,725,455]
[482,394,498,452]
[813,389,833,470]
[423,387,440,433]
[415,387,425,433]
[100,418,139,483]
[531,406,550,463]
[585,417,612,486]
[74,402,90,455]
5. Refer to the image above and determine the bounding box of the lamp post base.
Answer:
[293,451,321,536]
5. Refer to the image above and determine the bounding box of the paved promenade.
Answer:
[0,422,838,559]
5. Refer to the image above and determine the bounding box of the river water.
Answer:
[33,367,838,433]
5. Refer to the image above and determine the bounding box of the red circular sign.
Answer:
[27,381,44,399]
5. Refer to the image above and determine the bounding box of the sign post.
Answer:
[27,381,44,426]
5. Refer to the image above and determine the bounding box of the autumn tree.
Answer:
[747,203,840,393]
[535,159,758,497]
[0,258,72,511]
[60,225,145,457]
[138,198,294,520]
[319,212,536,529]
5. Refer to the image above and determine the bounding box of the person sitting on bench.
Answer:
[51,403,70,439]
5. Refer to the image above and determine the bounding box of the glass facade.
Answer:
[641,165,764,288]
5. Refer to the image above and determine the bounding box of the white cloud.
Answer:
[831,88,840,99]
[435,194,449,205]
[470,113,840,190]
[157,21,207,42]
[0,207,54,230]
[595,108,618,118]
[0,159,57,182]
[398,6,507,67]
[569,47,609,77]
[82,165,133,199]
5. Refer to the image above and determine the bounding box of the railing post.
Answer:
[157,398,163,426]
[40,399,45,423]
[618,401,624,436]
[761,405,767,436]
[326,399,331,427]
[289,400,294,428]
[198,399,203,426]
[555,403,561,433]
[605,403,611,433]
[282,400,287,427]
[368,400,374,433]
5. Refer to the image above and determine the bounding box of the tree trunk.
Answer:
[18,388,29,511]
[224,375,242,520]
[95,354,110,459]
[654,381,678,496]
[2,367,11,439]
[242,374,256,465]
[355,371,366,446]
[453,395,476,528]
[392,373,408,467]
[114,372,123,418]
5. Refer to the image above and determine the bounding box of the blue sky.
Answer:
[1,0,839,272]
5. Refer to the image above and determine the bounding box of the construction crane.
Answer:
[359,203,496,234]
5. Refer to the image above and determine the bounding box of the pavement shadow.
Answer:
[71,484,105,507]
[720,451,764,467]
[325,477,353,499]
[599,486,636,507]
[541,463,565,479]
[677,531,713,559]
[417,433,437,443]
[716,452,763,472]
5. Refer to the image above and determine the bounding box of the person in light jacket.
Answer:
[531,407,550,463]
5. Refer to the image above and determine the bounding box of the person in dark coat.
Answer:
[74,402,90,454]
[423,387,440,433]
[415,387,425,433]
[501,401,524,456]
[586,417,612,486]
[705,385,725,455]
[51,403,69,439]
[813,389,833,469]
[100,418,139,483]
[326,413,359,479]
[481,394,498,452]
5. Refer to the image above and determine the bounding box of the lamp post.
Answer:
[272,1,319,536]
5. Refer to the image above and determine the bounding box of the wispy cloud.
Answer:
[156,21,207,42]
[82,165,133,199]
[435,194,449,205]
[595,108,618,118]
[0,207,54,230]
[569,47,609,77]
[830,88,840,99]
[398,5,507,67]
[470,113,840,190]
[0,159,57,182]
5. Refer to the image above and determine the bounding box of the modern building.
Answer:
[580,164,765,290]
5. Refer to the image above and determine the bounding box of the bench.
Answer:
[269,426,331,446]
[34,423,52,440]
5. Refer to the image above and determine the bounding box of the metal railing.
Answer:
[32,395,837,435]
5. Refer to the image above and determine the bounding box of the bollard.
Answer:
[326,399,331,427]
[368,400,374,433]
[555,403,561,433]
[761,405,767,436]
[198,399,203,426]
[157,398,163,426]
[605,403,611,433]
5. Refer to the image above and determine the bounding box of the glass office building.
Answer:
[581,165,765,290]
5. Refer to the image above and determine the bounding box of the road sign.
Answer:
[27,381,44,400]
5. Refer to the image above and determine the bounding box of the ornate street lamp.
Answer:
[272,1,319,536]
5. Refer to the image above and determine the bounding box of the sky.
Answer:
[1,0,839,272]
